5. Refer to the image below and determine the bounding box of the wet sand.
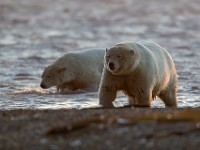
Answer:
[1,108,200,149]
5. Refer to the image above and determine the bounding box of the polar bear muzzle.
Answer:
[108,62,115,70]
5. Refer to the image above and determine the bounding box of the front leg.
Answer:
[99,86,117,108]
[56,82,77,93]
[99,68,122,108]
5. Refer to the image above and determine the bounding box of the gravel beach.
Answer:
[0,108,200,150]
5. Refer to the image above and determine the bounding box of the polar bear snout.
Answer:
[40,83,47,89]
[108,62,115,70]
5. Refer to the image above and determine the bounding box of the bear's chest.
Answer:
[123,76,145,97]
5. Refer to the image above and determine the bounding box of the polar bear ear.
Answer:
[58,68,66,74]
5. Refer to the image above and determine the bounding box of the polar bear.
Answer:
[40,49,104,92]
[99,41,178,107]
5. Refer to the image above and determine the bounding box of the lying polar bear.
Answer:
[99,41,178,107]
[40,49,105,92]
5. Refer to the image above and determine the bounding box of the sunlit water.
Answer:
[0,0,199,110]
[0,44,199,110]
[0,45,199,110]
[0,85,199,110]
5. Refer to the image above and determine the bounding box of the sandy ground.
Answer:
[0,108,200,150]
[0,0,200,149]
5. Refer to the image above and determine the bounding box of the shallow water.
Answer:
[0,0,199,110]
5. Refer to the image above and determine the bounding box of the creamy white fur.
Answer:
[99,41,178,107]
[40,49,104,92]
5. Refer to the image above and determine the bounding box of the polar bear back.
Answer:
[70,49,105,74]
[130,42,177,96]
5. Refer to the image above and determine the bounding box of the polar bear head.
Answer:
[40,55,75,89]
[105,42,141,75]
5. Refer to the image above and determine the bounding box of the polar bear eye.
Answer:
[46,75,51,78]
[107,55,111,58]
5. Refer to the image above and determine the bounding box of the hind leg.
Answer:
[159,85,177,107]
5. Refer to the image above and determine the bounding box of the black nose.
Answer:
[40,83,46,89]
[109,62,115,70]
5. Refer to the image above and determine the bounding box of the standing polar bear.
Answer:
[40,49,104,92]
[99,41,178,107]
